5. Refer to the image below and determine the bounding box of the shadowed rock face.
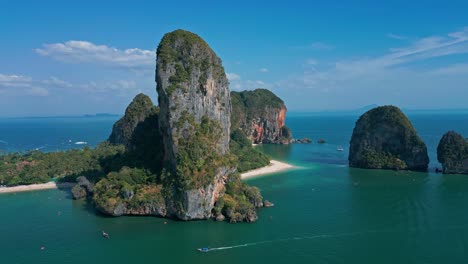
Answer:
[231,89,292,144]
[156,29,233,220]
[349,105,429,171]
[437,131,468,174]
[108,93,156,150]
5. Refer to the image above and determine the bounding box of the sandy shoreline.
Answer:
[0,182,75,194]
[0,160,293,194]
[241,160,294,179]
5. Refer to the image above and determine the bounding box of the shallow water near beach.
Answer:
[2,113,468,263]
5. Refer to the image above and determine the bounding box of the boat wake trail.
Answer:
[205,225,468,252]
[206,231,386,252]
[0,140,8,145]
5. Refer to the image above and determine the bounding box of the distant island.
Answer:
[349,105,468,175]
[349,105,429,171]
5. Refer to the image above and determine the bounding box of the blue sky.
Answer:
[1,0,468,116]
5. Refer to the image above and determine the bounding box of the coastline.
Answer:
[241,160,294,179]
[0,182,75,194]
[0,160,294,194]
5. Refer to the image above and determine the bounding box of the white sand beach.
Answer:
[0,161,292,194]
[0,182,75,194]
[241,160,294,179]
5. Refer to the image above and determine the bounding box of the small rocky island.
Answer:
[349,105,429,171]
[437,131,468,174]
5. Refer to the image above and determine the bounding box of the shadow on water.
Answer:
[255,143,292,161]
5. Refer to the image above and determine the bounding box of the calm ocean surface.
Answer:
[1,113,468,264]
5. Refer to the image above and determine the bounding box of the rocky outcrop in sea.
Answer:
[92,30,265,223]
[437,131,468,174]
[349,105,429,171]
[156,29,234,220]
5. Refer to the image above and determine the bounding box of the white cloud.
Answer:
[387,33,408,40]
[79,80,138,96]
[275,27,468,109]
[0,74,48,96]
[306,59,318,65]
[35,40,154,68]
[230,79,270,91]
[42,76,72,88]
[0,73,141,98]
[259,68,269,73]
[0,74,32,83]
[226,73,241,81]
[428,64,468,75]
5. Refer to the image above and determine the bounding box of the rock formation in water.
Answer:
[71,176,93,200]
[349,105,429,171]
[92,30,264,222]
[437,131,468,174]
[157,29,239,220]
[231,89,292,144]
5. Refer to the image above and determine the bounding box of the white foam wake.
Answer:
[203,226,468,252]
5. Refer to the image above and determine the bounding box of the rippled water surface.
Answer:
[1,113,468,264]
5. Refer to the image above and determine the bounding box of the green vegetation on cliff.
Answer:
[93,167,165,215]
[166,111,235,190]
[109,93,156,148]
[214,173,263,223]
[157,29,225,96]
[437,131,468,174]
[0,143,125,186]
[230,129,270,172]
[231,89,284,130]
[349,105,429,171]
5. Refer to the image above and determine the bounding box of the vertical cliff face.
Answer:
[156,30,233,220]
[231,89,292,144]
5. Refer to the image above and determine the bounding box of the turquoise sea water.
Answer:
[1,113,468,264]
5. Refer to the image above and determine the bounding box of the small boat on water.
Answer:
[197,247,209,252]
[337,145,344,152]
[102,231,110,239]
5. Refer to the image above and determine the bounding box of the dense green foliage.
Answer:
[93,167,164,214]
[164,112,235,190]
[357,149,407,170]
[437,131,468,174]
[349,105,429,171]
[157,29,225,96]
[0,143,125,186]
[358,105,415,133]
[214,173,263,223]
[108,93,156,148]
[230,129,270,172]
[281,125,293,141]
[230,89,285,130]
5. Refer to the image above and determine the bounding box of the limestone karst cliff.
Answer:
[156,29,260,221]
[76,30,266,222]
[231,89,292,144]
[349,105,429,171]
[437,131,468,174]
